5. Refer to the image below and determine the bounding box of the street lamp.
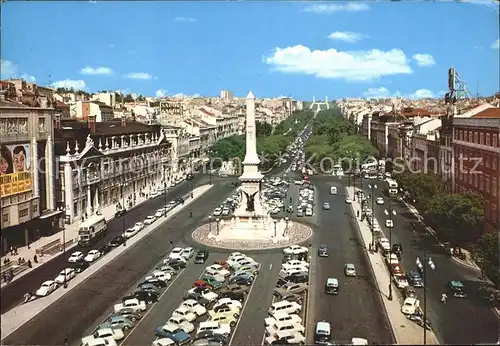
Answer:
[273,219,278,237]
[207,150,213,185]
[416,254,435,345]
[58,205,68,288]
[384,205,396,301]
[368,184,377,249]
[120,182,128,244]
[216,218,220,236]
[283,217,289,237]
[163,165,168,217]
[208,215,212,233]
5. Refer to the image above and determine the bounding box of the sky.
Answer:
[1,1,499,101]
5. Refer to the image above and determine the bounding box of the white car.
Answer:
[197,321,231,337]
[154,209,165,218]
[114,298,147,313]
[165,315,195,333]
[181,299,207,316]
[227,252,244,261]
[181,247,195,259]
[214,298,242,311]
[264,312,302,327]
[149,192,160,199]
[282,260,309,271]
[393,275,409,289]
[385,219,394,228]
[152,338,175,346]
[213,208,222,216]
[169,247,184,258]
[133,222,145,231]
[36,280,58,296]
[146,271,172,282]
[305,208,313,216]
[187,287,218,302]
[206,264,231,277]
[265,330,305,345]
[68,251,84,263]
[84,250,101,262]
[401,297,420,315]
[283,245,308,255]
[144,216,156,225]
[345,197,352,204]
[54,268,76,284]
[172,306,197,322]
[123,228,139,239]
[81,328,124,345]
[376,197,384,205]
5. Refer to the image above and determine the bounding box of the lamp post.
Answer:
[283,217,289,237]
[59,205,68,288]
[120,182,127,245]
[216,218,220,236]
[207,150,213,185]
[384,205,396,300]
[416,254,435,345]
[208,215,212,234]
[368,184,377,248]
[273,219,278,237]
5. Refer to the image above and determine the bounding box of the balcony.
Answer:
[86,174,101,185]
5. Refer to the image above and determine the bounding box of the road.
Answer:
[361,179,499,345]
[0,174,207,314]
[308,176,394,344]
[2,178,236,346]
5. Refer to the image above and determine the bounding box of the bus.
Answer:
[385,178,399,197]
[78,215,107,247]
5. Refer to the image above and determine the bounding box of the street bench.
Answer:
[35,239,61,256]
[1,261,30,277]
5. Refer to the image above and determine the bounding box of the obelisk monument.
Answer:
[235,91,265,217]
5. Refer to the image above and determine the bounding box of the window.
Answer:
[486,133,491,146]
[474,132,478,143]
[479,175,484,190]
[480,133,484,144]
[493,158,497,170]
[492,178,497,197]
[32,204,38,214]
[485,175,490,193]
[493,134,498,148]
[473,174,477,187]
[2,214,8,223]
[19,209,29,218]
[486,156,490,168]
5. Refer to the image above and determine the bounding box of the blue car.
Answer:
[155,326,191,345]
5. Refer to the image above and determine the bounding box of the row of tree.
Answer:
[209,109,313,171]
[394,170,499,285]
[305,109,378,171]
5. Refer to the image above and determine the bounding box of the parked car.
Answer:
[181,247,195,259]
[36,280,58,296]
[100,315,134,331]
[109,236,125,247]
[68,251,84,263]
[144,216,156,225]
[54,268,76,284]
[71,260,89,273]
[195,251,209,264]
[84,250,101,262]
[123,290,158,304]
[406,271,424,288]
[318,245,328,257]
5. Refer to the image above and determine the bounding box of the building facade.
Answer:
[54,116,171,224]
[0,99,59,254]
[453,108,500,230]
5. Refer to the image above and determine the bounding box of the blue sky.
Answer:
[1,1,498,100]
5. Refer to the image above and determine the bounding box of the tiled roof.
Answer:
[0,99,28,108]
[472,108,500,119]
[200,108,214,116]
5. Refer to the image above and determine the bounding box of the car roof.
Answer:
[315,321,331,333]
[326,278,338,285]
[450,280,464,287]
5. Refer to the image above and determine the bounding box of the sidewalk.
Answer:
[346,186,439,345]
[401,200,482,272]
[0,190,153,288]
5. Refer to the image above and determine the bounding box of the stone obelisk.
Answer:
[235,91,265,217]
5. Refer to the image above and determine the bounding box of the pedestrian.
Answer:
[27,239,30,249]
[33,255,38,263]
[9,246,14,256]
[8,268,14,281]
[14,246,18,256]
[27,259,32,268]
[2,272,7,283]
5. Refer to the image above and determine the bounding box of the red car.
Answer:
[214,261,229,269]
[192,280,213,289]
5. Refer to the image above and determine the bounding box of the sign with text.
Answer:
[0,143,32,197]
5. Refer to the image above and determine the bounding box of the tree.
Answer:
[137,95,146,101]
[256,121,273,137]
[209,135,245,162]
[115,93,123,103]
[425,191,484,249]
[124,94,134,103]
[473,228,499,285]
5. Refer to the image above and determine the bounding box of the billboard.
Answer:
[0,143,32,197]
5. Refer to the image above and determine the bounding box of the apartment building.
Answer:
[453,108,500,229]
[220,90,233,101]
[69,100,114,122]
[0,83,59,254]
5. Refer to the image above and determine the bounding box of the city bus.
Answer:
[78,215,107,247]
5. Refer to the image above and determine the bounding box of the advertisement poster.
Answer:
[0,143,32,197]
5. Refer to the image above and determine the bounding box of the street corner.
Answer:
[190,221,313,251]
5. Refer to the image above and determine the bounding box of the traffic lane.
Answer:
[0,174,207,314]
[117,252,227,345]
[367,189,499,345]
[310,178,393,344]
[230,252,283,346]
[2,183,232,346]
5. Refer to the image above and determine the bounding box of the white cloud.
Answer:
[363,87,435,99]
[174,16,197,22]
[80,66,113,75]
[124,72,153,80]
[155,89,168,97]
[172,93,200,98]
[1,59,36,81]
[264,45,412,81]
[51,79,86,90]
[302,3,369,14]
[328,31,367,43]
[491,39,499,49]
[412,53,436,66]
